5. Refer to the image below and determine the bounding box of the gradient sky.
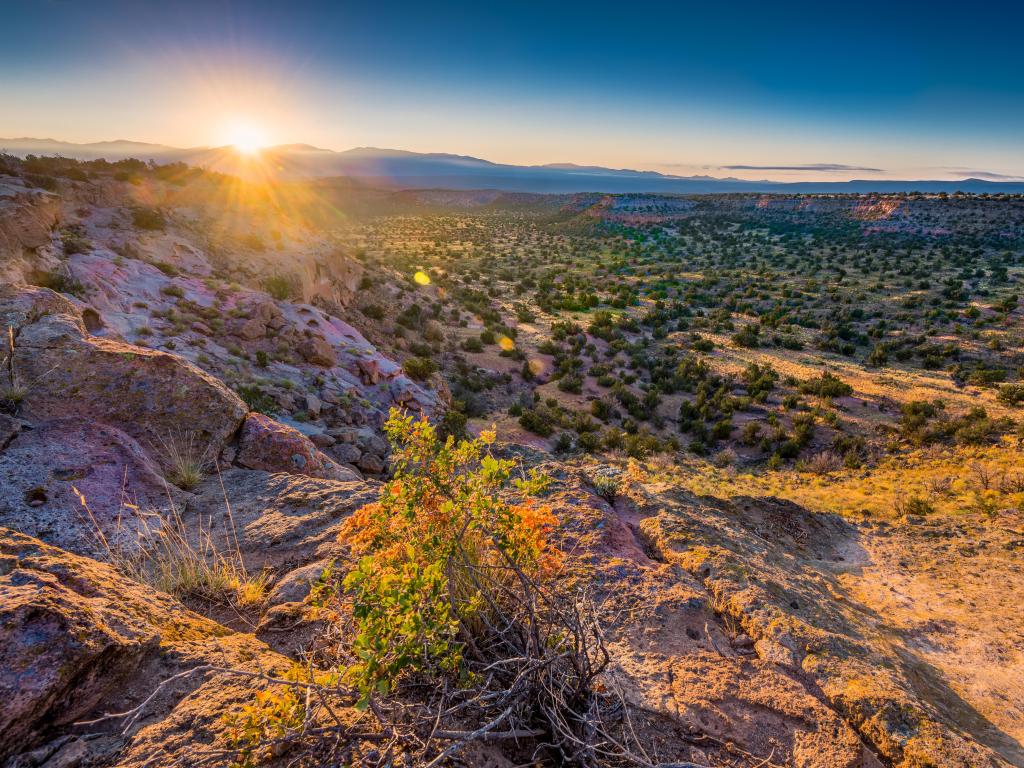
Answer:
[2,0,1023,181]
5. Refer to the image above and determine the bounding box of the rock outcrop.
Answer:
[2,285,248,458]
[0,180,61,283]
[0,528,294,763]
[236,412,359,481]
[0,418,181,558]
[636,488,1014,767]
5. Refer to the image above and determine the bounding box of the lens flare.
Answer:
[414,271,431,285]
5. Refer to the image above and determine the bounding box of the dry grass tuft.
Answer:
[151,430,213,491]
[803,450,843,475]
[72,478,267,607]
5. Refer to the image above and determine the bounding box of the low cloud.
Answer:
[721,163,884,172]
[945,169,1024,181]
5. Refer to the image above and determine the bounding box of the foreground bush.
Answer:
[225,411,647,766]
[338,410,559,699]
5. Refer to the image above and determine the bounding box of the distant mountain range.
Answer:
[4,137,1024,194]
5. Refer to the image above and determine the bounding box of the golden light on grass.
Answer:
[414,270,431,285]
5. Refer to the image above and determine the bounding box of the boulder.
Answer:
[297,335,336,367]
[357,452,385,474]
[355,429,389,457]
[330,442,362,465]
[309,431,334,448]
[304,392,322,417]
[0,530,164,756]
[0,528,304,767]
[266,559,332,606]
[1,285,248,462]
[231,315,266,341]
[0,418,181,558]
[236,413,358,481]
[357,357,381,384]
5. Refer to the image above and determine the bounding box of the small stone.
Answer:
[357,452,385,474]
[305,393,322,417]
[309,432,335,448]
[298,336,336,367]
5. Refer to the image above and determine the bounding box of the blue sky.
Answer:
[2,0,1022,180]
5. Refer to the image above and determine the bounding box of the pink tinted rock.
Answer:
[357,357,381,384]
[233,316,266,341]
[3,285,248,461]
[236,413,358,481]
[0,529,161,756]
[0,418,182,559]
[297,335,336,367]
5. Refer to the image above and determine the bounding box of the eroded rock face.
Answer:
[636,489,1013,768]
[0,530,161,756]
[0,528,304,767]
[0,181,61,284]
[0,418,181,558]
[0,569,158,756]
[236,412,359,481]
[297,334,337,367]
[2,284,248,461]
[536,468,876,768]
[185,467,379,573]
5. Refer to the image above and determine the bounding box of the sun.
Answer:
[224,121,267,155]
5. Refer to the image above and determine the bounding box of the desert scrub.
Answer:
[590,472,621,503]
[893,494,935,517]
[240,410,646,766]
[336,410,559,699]
[131,206,166,230]
[263,273,300,300]
[401,355,436,381]
[235,383,277,414]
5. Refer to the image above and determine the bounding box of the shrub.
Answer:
[894,494,934,517]
[61,230,91,255]
[263,274,299,301]
[731,324,761,348]
[800,371,853,399]
[132,206,166,231]
[235,384,277,414]
[519,406,555,437]
[224,414,641,765]
[337,412,558,699]
[804,450,842,475]
[461,336,484,353]
[34,269,85,297]
[591,474,621,503]
[402,355,436,381]
[997,384,1024,406]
